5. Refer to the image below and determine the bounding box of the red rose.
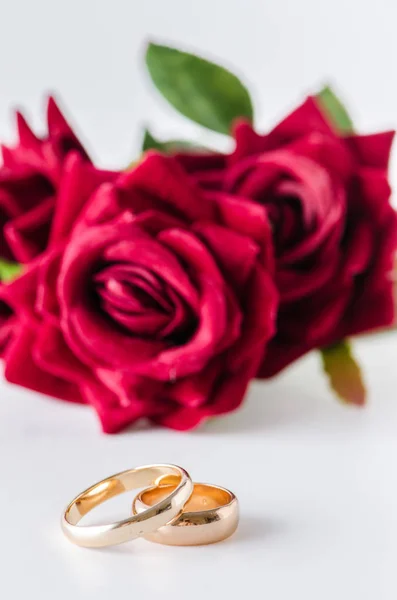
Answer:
[177,98,397,376]
[0,98,103,358]
[0,153,277,432]
[0,96,88,263]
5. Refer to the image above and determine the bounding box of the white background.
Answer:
[1,1,397,598]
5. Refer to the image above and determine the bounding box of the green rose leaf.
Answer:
[320,341,366,406]
[145,42,254,135]
[316,85,354,134]
[0,259,22,283]
[142,128,207,153]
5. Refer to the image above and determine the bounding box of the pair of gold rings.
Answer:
[62,464,238,547]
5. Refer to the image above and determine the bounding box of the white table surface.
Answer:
[1,332,397,599]
[2,1,397,597]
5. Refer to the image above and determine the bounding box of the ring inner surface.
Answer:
[69,478,125,523]
[140,483,231,513]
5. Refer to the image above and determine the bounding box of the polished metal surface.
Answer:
[133,479,239,546]
[62,464,193,548]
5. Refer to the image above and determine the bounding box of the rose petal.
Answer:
[154,357,258,430]
[210,191,272,249]
[352,169,392,221]
[4,323,83,403]
[194,222,259,289]
[49,153,116,244]
[345,131,395,169]
[16,111,40,151]
[232,119,273,161]
[0,260,39,321]
[117,153,215,222]
[81,376,164,433]
[228,264,278,371]
[80,382,146,433]
[138,275,227,381]
[5,196,54,262]
[35,248,63,321]
[34,321,93,385]
[170,361,220,408]
[270,96,335,141]
[59,220,168,366]
[287,132,353,183]
[105,237,200,311]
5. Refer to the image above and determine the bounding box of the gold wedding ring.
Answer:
[61,464,193,548]
[132,477,239,546]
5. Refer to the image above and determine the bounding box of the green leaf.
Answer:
[145,42,254,135]
[316,86,354,134]
[142,128,207,153]
[320,341,366,406]
[0,259,22,283]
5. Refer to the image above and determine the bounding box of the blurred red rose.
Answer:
[0,97,91,356]
[0,153,277,432]
[176,97,397,376]
[0,97,89,263]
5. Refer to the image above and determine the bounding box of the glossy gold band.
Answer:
[61,464,193,548]
[132,481,239,546]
